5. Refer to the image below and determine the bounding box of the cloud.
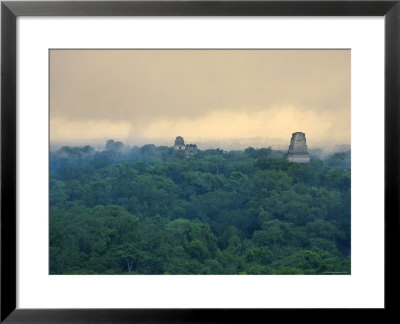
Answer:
[50,49,350,146]
[140,106,349,145]
[50,118,131,142]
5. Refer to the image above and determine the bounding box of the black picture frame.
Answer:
[1,0,399,322]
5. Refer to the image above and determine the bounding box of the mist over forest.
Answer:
[50,138,350,158]
[50,140,350,274]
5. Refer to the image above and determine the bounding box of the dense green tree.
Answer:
[49,140,351,275]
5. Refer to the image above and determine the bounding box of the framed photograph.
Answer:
[1,0,399,322]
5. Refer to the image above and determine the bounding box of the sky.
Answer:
[50,49,350,150]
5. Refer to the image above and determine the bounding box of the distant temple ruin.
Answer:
[173,136,198,158]
[185,144,198,157]
[287,132,310,163]
[174,136,186,152]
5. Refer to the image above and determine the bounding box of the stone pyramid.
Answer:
[287,132,310,163]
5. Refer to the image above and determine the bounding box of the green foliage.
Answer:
[325,151,351,169]
[50,141,351,275]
